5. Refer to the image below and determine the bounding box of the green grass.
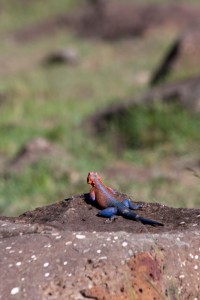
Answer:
[0,0,200,215]
[0,0,78,34]
[107,102,200,150]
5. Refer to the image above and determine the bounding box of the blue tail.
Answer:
[136,216,164,226]
[120,210,164,226]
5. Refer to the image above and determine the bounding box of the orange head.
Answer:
[87,172,102,186]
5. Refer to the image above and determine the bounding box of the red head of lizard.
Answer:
[87,172,103,187]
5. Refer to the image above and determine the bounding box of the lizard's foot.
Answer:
[132,204,143,210]
[105,216,118,223]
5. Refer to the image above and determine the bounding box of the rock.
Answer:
[0,194,200,299]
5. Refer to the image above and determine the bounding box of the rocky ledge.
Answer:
[0,194,200,300]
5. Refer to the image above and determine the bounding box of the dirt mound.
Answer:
[10,2,200,42]
[11,194,200,233]
[8,137,68,173]
[11,13,70,42]
[72,2,200,39]
[104,159,200,189]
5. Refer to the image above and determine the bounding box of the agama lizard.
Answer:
[87,172,163,226]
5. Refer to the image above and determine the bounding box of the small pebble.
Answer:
[99,256,107,260]
[10,287,20,295]
[122,242,128,247]
[65,241,72,246]
[179,222,185,225]
[43,262,49,268]
[76,234,86,239]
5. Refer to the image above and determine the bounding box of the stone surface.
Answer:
[0,194,200,299]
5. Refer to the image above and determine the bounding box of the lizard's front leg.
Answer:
[89,187,96,202]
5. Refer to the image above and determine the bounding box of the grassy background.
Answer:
[0,0,200,216]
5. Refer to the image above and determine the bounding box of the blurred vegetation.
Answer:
[0,0,200,216]
[108,102,200,150]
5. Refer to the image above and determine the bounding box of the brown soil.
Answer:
[2,193,199,234]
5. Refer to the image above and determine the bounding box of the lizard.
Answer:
[87,171,164,226]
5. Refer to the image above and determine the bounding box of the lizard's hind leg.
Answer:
[97,207,118,218]
[122,199,142,210]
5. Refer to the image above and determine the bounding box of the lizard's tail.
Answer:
[137,216,164,226]
[121,210,164,226]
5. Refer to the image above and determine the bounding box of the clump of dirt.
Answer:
[43,48,79,67]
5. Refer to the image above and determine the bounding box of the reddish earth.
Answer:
[0,194,200,299]
[9,193,200,234]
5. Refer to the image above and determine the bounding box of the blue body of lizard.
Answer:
[87,172,163,226]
